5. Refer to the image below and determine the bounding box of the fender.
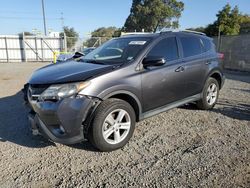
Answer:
[101,89,143,116]
[207,69,223,78]
[205,67,225,88]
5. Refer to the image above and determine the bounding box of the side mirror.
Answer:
[142,56,166,68]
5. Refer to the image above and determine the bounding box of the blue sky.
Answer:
[0,0,249,36]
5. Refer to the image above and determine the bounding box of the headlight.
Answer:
[39,81,90,101]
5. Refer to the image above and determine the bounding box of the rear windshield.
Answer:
[82,37,152,64]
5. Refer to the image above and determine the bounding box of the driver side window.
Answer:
[147,37,179,62]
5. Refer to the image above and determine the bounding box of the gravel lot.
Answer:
[0,63,249,187]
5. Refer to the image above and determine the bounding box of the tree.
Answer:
[91,27,119,37]
[205,4,241,36]
[189,4,245,37]
[186,27,206,33]
[83,27,120,47]
[60,26,79,50]
[216,4,241,35]
[239,14,250,34]
[204,24,218,37]
[123,0,184,32]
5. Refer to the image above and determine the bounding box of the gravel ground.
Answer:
[0,63,249,188]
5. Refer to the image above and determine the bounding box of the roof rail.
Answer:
[121,32,152,36]
[159,28,206,36]
[181,29,206,36]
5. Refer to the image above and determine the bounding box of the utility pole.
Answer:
[60,12,64,30]
[41,0,47,36]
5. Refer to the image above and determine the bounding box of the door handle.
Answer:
[175,66,185,72]
[205,61,212,65]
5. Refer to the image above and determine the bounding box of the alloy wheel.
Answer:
[206,83,218,105]
[102,109,131,145]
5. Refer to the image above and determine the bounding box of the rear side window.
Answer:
[180,36,203,57]
[201,38,212,52]
[147,37,179,61]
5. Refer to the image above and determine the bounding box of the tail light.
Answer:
[218,53,224,60]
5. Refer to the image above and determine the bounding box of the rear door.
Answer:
[178,34,207,96]
[141,36,187,112]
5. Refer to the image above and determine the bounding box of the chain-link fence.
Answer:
[67,36,115,52]
[213,34,250,72]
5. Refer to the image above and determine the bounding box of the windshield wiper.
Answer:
[81,59,106,65]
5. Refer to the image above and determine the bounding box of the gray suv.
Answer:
[26,30,225,151]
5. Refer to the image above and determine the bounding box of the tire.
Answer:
[89,98,136,152]
[197,77,219,110]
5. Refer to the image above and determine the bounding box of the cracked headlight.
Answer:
[39,81,90,101]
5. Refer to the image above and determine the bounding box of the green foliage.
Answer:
[123,0,184,32]
[189,3,247,36]
[204,24,218,37]
[83,27,121,47]
[60,26,79,50]
[91,27,119,37]
[239,14,250,34]
[186,27,206,33]
[216,4,241,35]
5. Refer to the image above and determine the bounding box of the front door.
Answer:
[141,37,187,112]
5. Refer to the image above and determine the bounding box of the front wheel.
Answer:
[197,77,219,110]
[89,98,136,152]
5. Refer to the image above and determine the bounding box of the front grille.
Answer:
[28,84,50,101]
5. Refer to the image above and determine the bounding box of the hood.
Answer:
[29,61,114,84]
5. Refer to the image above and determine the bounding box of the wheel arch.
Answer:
[207,70,223,89]
[102,91,142,122]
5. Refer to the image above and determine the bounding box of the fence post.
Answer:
[4,37,9,62]
[22,32,27,62]
[41,37,44,61]
[64,32,67,52]
[35,36,38,61]
[99,37,101,46]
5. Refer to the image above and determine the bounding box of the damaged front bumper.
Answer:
[27,95,98,145]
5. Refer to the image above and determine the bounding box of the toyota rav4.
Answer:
[25,30,225,151]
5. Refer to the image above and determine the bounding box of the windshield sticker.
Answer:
[129,41,147,45]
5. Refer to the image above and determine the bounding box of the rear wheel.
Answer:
[197,77,219,110]
[89,98,136,152]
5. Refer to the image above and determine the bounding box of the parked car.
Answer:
[25,30,225,151]
[56,47,96,63]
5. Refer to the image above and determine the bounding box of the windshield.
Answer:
[82,37,152,64]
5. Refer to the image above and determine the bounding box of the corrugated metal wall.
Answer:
[0,35,65,62]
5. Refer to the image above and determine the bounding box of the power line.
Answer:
[0,16,60,20]
[0,10,38,14]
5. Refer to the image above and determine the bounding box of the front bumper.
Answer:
[28,96,95,144]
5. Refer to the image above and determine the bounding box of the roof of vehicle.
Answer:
[120,33,160,39]
[159,29,206,36]
[120,30,212,40]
